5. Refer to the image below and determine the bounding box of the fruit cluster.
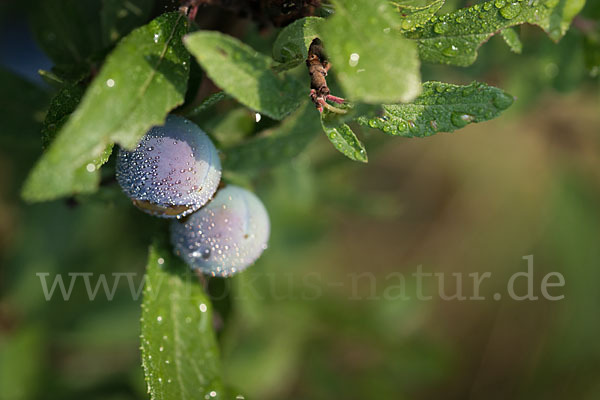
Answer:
[116,115,269,276]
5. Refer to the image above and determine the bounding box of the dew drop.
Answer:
[442,45,459,57]
[434,21,449,34]
[500,2,521,19]
[397,120,408,132]
[407,120,419,134]
[451,112,475,128]
[492,92,514,110]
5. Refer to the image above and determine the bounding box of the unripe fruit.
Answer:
[116,115,221,218]
[170,185,270,276]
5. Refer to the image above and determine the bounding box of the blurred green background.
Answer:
[1,0,600,399]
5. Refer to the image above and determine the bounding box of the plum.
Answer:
[170,185,270,276]
[116,115,221,218]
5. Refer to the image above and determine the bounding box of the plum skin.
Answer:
[116,115,221,218]
[170,185,270,276]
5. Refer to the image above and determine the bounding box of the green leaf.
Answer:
[321,110,368,162]
[393,0,446,31]
[406,0,587,66]
[272,17,324,66]
[38,84,114,178]
[101,0,154,46]
[41,85,84,148]
[357,81,514,137]
[184,31,304,120]
[185,91,229,118]
[501,27,523,53]
[141,244,225,400]
[224,102,321,171]
[319,0,421,103]
[22,12,190,202]
[28,0,104,67]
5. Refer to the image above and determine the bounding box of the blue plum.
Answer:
[170,185,270,276]
[116,115,221,218]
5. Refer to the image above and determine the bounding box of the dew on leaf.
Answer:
[492,92,514,109]
[500,2,521,19]
[397,120,408,132]
[451,112,475,128]
[433,21,449,34]
[407,120,420,134]
[442,45,459,57]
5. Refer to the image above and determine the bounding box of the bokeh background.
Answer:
[1,0,600,399]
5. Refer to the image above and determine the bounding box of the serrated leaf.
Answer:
[185,91,229,118]
[101,0,154,46]
[406,0,586,66]
[321,111,368,162]
[225,102,321,171]
[272,17,324,67]
[393,0,446,31]
[184,31,304,120]
[357,81,514,137]
[319,0,421,104]
[38,84,114,178]
[501,27,523,53]
[41,85,84,148]
[22,12,189,202]
[141,244,225,400]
